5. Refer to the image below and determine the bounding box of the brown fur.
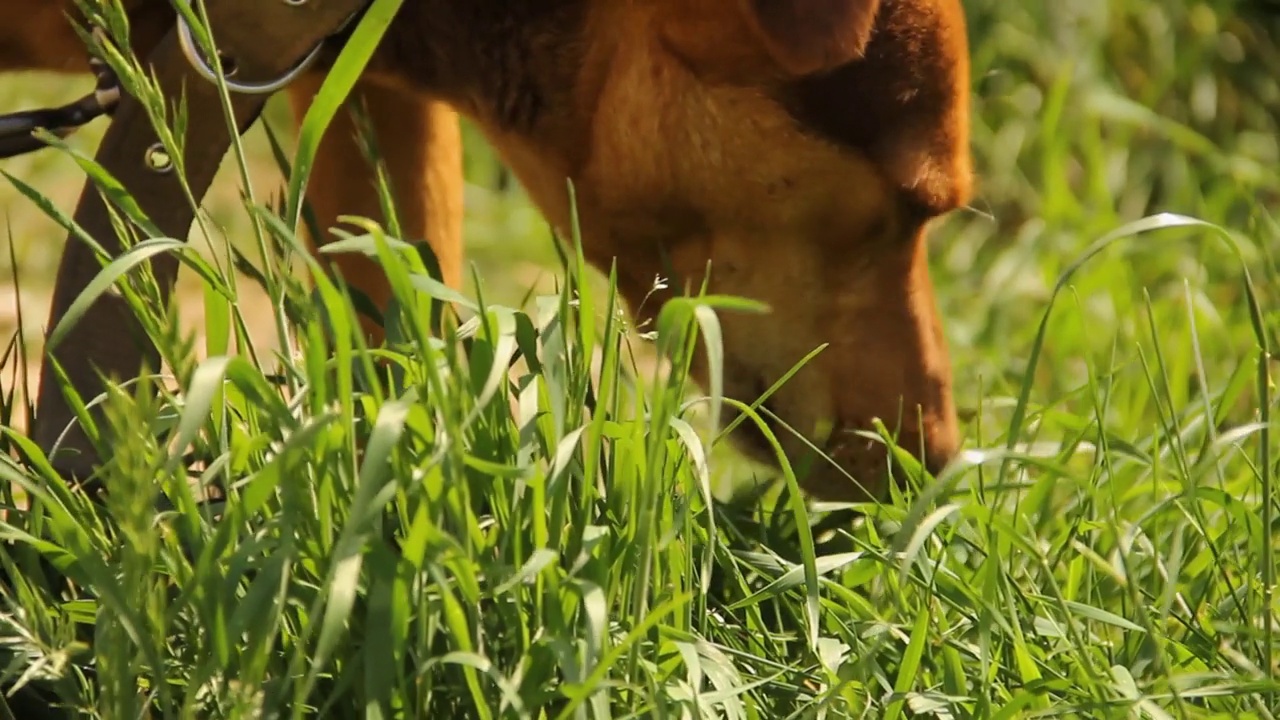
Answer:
[0,0,972,502]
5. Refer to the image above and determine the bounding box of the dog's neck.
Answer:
[368,0,590,135]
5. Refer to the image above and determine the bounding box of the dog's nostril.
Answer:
[733,377,770,419]
[755,397,784,434]
[923,452,950,477]
[910,435,960,478]
[728,378,784,456]
[750,375,770,401]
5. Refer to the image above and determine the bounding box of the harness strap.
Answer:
[33,0,370,483]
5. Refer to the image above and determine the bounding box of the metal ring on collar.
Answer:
[174,3,326,95]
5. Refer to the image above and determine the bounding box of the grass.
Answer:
[0,0,1278,717]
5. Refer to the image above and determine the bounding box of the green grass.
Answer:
[0,0,1278,717]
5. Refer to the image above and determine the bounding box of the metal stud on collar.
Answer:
[143,142,174,173]
[174,0,326,95]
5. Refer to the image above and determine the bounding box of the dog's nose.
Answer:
[923,451,953,478]
[897,411,962,488]
[915,427,960,479]
[800,420,960,503]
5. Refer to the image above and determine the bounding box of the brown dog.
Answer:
[1,0,971,503]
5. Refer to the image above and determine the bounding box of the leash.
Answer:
[30,0,370,484]
[0,32,121,159]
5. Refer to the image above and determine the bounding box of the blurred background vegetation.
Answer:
[1,0,1277,439]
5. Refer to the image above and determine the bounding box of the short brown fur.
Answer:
[0,0,972,502]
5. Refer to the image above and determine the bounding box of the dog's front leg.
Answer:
[287,74,465,343]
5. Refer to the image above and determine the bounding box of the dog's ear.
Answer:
[739,0,881,75]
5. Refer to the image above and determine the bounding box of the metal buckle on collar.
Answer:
[174,0,359,96]
[175,0,325,95]
[0,42,120,160]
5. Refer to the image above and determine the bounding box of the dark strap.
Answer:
[32,0,368,481]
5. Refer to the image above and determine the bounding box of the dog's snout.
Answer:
[792,411,960,503]
[921,433,959,478]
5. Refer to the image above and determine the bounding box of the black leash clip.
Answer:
[0,49,120,160]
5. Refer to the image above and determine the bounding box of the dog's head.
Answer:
[1,0,973,503]
[479,0,972,501]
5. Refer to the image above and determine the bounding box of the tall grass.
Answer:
[0,0,1276,717]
